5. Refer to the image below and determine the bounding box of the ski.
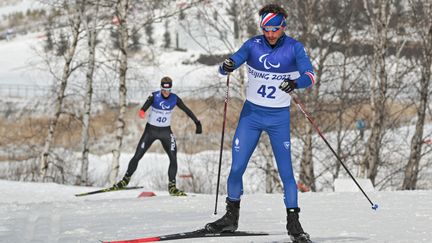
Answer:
[102,229,269,242]
[75,186,143,197]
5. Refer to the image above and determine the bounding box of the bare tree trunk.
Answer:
[402,0,432,190]
[299,128,315,191]
[360,0,392,185]
[291,0,316,192]
[78,0,99,185]
[109,0,130,185]
[334,56,348,180]
[39,2,82,181]
[403,74,429,189]
[299,63,322,191]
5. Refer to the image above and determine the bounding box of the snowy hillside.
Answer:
[1,179,431,243]
[0,0,44,17]
[0,1,230,99]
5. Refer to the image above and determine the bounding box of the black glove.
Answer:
[279,79,297,93]
[195,121,202,134]
[221,58,235,73]
[113,176,131,189]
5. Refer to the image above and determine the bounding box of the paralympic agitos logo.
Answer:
[259,53,280,70]
[159,101,170,110]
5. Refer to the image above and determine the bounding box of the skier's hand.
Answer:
[279,79,297,93]
[195,121,202,134]
[219,58,235,75]
[138,109,145,119]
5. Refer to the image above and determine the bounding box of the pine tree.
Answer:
[163,20,171,49]
[110,27,120,49]
[44,27,54,52]
[144,23,154,45]
[129,26,141,52]
[179,9,185,20]
[55,31,68,56]
[44,15,54,52]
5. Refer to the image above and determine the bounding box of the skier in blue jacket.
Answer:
[205,4,314,243]
[113,76,202,196]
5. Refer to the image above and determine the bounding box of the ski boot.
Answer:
[205,198,240,233]
[286,208,312,243]
[112,176,131,190]
[168,181,187,196]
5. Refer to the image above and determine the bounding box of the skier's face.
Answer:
[161,88,171,98]
[262,26,285,45]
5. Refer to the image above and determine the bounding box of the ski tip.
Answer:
[372,204,379,210]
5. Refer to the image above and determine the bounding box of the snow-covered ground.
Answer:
[1,179,431,243]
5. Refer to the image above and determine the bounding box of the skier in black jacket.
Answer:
[113,76,202,196]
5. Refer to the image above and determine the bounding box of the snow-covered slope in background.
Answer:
[0,0,44,17]
[0,1,228,96]
[0,32,49,86]
[0,179,431,243]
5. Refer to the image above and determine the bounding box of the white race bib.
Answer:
[148,107,173,127]
[246,65,300,107]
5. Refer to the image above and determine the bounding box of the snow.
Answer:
[334,178,375,192]
[0,32,49,86]
[1,179,431,242]
[0,0,45,17]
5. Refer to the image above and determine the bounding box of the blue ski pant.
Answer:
[227,100,298,208]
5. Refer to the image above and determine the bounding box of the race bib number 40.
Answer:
[148,108,172,127]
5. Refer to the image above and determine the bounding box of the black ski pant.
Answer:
[125,123,177,182]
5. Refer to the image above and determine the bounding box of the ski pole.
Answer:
[214,73,230,215]
[292,96,379,210]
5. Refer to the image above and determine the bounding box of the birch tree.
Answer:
[402,0,432,190]
[287,0,344,191]
[78,0,100,185]
[178,0,260,98]
[109,0,130,184]
[39,1,83,181]
[360,0,394,184]
[325,0,370,184]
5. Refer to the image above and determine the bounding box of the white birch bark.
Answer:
[402,0,432,189]
[39,1,82,181]
[360,0,393,184]
[78,0,99,185]
[109,0,130,184]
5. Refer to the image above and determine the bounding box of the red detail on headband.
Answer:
[261,13,277,26]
